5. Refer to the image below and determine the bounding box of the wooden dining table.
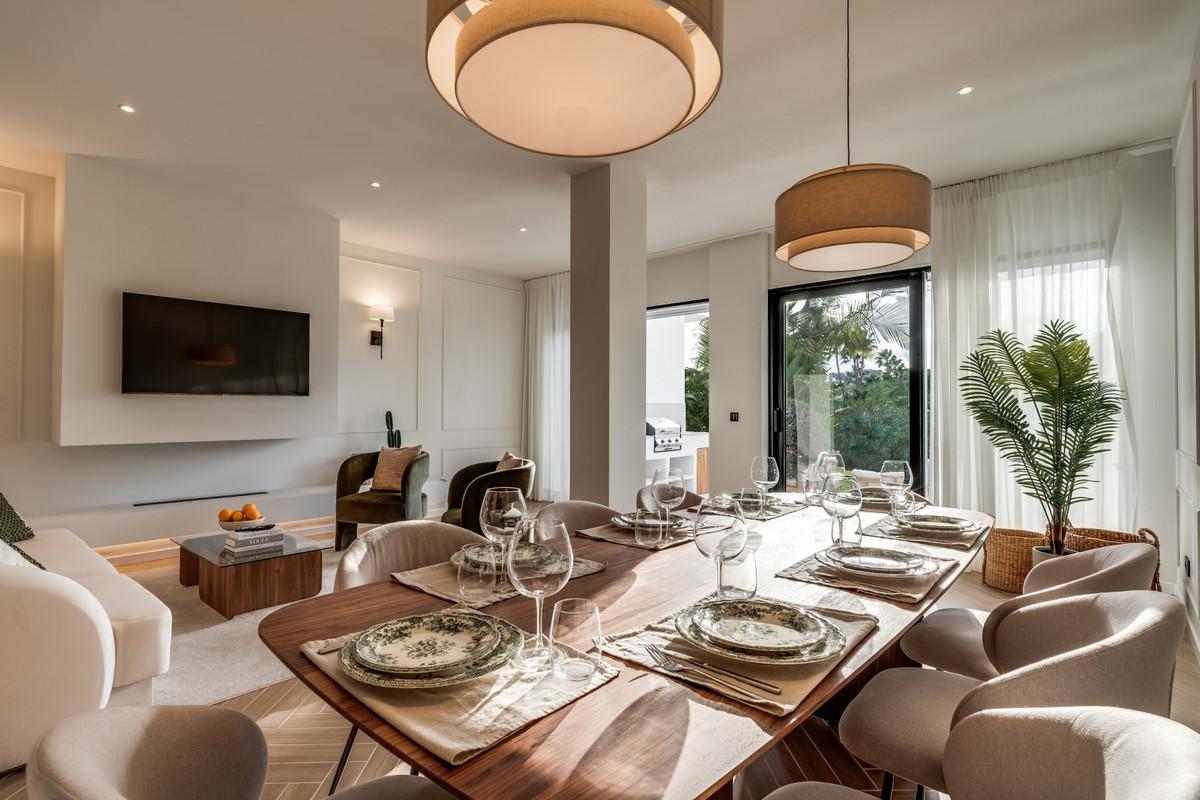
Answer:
[259,504,991,800]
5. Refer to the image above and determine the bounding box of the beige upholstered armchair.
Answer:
[440,458,535,535]
[335,451,430,550]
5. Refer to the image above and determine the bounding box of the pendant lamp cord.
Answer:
[845,0,851,165]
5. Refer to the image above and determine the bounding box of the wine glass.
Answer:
[816,451,845,483]
[821,474,863,547]
[693,494,748,596]
[879,460,914,518]
[479,487,528,558]
[506,517,573,673]
[750,456,780,519]
[651,466,686,522]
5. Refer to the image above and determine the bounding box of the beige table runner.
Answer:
[391,556,607,609]
[776,550,957,604]
[302,622,619,765]
[602,602,876,717]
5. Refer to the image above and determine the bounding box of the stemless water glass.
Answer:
[879,460,914,517]
[718,530,761,600]
[479,487,528,554]
[651,466,686,521]
[456,546,498,605]
[507,517,573,673]
[821,474,863,546]
[633,508,665,547]
[816,451,846,483]
[550,598,603,681]
[795,453,811,506]
[750,456,780,519]
[736,488,766,521]
[693,495,748,596]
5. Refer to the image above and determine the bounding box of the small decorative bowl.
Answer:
[219,517,269,532]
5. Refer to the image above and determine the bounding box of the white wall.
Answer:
[56,156,340,445]
[646,315,685,415]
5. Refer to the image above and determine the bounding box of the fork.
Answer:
[644,645,766,702]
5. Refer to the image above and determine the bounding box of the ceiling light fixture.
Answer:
[957,85,975,96]
[369,180,382,188]
[774,0,931,272]
[519,227,528,233]
[118,103,137,114]
[425,0,724,157]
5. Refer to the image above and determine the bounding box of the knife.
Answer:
[659,648,783,694]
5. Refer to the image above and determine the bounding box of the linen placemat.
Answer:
[776,551,958,604]
[391,556,607,609]
[302,618,618,765]
[575,523,695,551]
[863,516,987,550]
[601,601,877,717]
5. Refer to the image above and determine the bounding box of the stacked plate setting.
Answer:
[609,512,691,531]
[888,511,981,538]
[815,545,937,578]
[673,598,847,666]
[338,612,522,689]
[449,541,557,575]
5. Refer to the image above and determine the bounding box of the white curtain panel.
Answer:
[522,271,571,501]
[930,152,1135,532]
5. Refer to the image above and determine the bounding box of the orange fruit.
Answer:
[242,503,260,520]
[218,508,234,522]
[231,511,245,522]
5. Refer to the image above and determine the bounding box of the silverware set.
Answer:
[644,644,781,702]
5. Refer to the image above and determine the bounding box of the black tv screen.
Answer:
[122,293,310,395]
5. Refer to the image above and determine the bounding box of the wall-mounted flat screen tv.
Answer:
[122,292,310,395]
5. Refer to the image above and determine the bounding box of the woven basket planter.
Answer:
[1065,526,1162,591]
[982,527,1047,593]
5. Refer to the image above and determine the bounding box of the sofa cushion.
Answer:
[495,452,525,472]
[21,529,117,579]
[372,445,423,492]
[73,573,171,688]
[0,493,34,544]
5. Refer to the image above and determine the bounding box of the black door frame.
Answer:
[767,268,930,494]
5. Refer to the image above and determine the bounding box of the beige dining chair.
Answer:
[25,705,452,800]
[333,519,489,591]
[537,500,620,532]
[635,485,703,511]
[763,706,1200,800]
[838,590,1185,795]
[900,542,1158,680]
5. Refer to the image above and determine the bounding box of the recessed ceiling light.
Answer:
[118,103,137,113]
[369,181,382,188]
[519,227,528,233]
[956,85,975,96]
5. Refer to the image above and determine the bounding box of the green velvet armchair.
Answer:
[440,458,535,535]
[335,451,429,550]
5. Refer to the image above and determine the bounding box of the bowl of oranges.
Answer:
[218,503,267,531]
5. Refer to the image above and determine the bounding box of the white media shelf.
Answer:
[644,432,709,492]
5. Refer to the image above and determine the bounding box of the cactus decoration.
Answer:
[385,410,402,448]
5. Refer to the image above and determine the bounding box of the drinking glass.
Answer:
[718,551,757,600]
[816,451,845,482]
[633,508,664,547]
[735,488,766,520]
[750,456,780,519]
[821,474,863,546]
[507,517,573,673]
[693,494,748,596]
[550,598,602,681]
[456,546,498,604]
[879,460,914,517]
[651,467,686,522]
[795,453,811,506]
[479,487,528,555]
[831,514,864,547]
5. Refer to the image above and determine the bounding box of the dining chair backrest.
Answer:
[943,706,1200,800]
[333,520,488,591]
[979,543,1159,669]
[954,590,1184,726]
[537,500,619,533]
[635,486,703,512]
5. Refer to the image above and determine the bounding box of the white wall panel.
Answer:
[0,188,23,442]
[442,276,523,431]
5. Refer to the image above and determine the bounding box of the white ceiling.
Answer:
[0,0,1196,279]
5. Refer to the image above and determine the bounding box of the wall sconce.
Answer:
[368,305,395,360]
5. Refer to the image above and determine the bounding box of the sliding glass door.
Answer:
[768,270,929,494]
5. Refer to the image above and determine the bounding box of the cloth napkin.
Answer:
[575,523,695,551]
[602,601,877,717]
[391,556,607,609]
[863,516,986,550]
[302,617,619,765]
[776,550,958,604]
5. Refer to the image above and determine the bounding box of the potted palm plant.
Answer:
[960,320,1122,560]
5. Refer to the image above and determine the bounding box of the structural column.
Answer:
[570,163,647,507]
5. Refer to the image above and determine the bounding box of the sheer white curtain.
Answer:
[522,272,571,501]
[930,152,1135,532]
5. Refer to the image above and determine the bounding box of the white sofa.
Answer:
[0,528,171,770]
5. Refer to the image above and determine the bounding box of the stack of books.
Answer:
[222,524,284,563]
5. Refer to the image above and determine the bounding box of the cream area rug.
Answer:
[130,549,341,705]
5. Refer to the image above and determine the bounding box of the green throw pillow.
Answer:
[12,542,44,570]
[0,494,33,544]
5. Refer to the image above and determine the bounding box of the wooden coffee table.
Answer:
[172,531,332,619]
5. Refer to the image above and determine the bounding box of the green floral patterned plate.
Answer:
[461,541,555,571]
[353,612,501,675]
[821,545,926,575]
[674,603,847,666]
[610,512,690,530]
[340,613,522,689]
[691,599,828,653]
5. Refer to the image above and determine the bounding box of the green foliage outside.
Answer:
[686,318,710,433]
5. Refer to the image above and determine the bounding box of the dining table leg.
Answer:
[328,726,358,796]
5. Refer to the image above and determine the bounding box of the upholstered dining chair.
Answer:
[440,457,535,534]
[635,486,703,511]
[762,706,1200,800]
[25,705,453,800]
[334,520,488,591]
[837,590,1185,796]
[335,450,431,550]
[900,542,1158,680]
[537,500,620,532]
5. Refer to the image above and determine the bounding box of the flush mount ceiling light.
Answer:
[957,85,975,96]
[774,0,931,272]
[118,103,137,113]
[425,0,724,157]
